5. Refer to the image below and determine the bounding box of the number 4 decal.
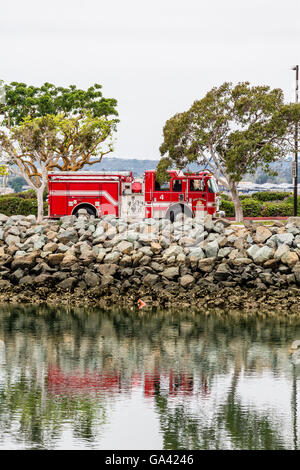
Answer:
[159,195,164,200]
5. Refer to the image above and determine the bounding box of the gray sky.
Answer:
[1,0,300,159]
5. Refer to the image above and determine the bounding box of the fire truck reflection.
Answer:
[168,371,194,396]
[47,366,123,395]
[47,367,210,399]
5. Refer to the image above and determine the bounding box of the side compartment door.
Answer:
[49,181,68,216]
[99,181,119,216]
[69,182,100,214]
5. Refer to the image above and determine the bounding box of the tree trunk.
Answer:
[3,175,7,192]
[230,184,243,222]
[36,187,44,223]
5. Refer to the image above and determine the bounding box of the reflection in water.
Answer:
[0,304,299,449]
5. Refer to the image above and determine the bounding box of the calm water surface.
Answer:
[0,304,299,450]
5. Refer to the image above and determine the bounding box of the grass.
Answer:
[231,220,287,227]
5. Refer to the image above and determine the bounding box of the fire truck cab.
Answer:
[144,169,219,221]
[48,169,220,220]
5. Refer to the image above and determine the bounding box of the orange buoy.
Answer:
[138,299,146,309]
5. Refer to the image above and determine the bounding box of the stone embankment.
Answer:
[1,210,300,312]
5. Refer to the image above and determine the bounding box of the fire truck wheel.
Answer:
[166,204,192,223]
[73,206,97,218]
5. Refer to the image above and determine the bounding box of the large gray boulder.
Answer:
[254,226,272,243]
[205,240,219,259]
[214,263,231,280]
[163,245,183,259]
[179,274,195,287]
[117,240,134,254]
[143,273,159,287]
[57,230,78,244]
[287,217,300,227]
[189,247,205,260]
[247,244,260,259]
[270,233,294,246]
[252,246,274,263]
[84,271,100,287]
[162,266,179,279]
[274,244,290,260]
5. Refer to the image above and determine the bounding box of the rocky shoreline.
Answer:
[1,210,300,313]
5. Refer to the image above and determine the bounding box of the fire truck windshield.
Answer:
[207,177,219,193]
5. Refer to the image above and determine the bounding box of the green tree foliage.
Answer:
[8,176,27,193]
[157,82,300,221]
[0,82,118,127]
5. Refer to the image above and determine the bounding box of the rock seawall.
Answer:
[1,211,300,312]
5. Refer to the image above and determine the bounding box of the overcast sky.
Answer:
[1,0,300,160]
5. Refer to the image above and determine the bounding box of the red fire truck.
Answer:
[48,169,220,220]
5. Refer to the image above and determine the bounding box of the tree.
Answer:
[157,82,300,221]
[0,113,116,221]
[8,176,27,193]
[0,81,118,221]
[0,81,118,128]
[0,164,9,192]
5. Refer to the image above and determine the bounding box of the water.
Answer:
[0,304,299,450]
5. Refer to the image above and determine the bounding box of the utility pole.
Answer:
[292,66,299,216]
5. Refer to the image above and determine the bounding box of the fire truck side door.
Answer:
[152,174,172,204]
[171,179,187,203]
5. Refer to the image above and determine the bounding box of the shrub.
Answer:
[0,196,48,217]
[283,195,300,206]
[252,191,290,202]
[17,189,36,199]
[0,189,47,201]
[18,199,38,216]
[241,198,261,217]
[220,198,235,217]
[260,202,293,217]
[0,197,22,216]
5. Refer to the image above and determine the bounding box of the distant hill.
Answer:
[87,158,159,176]
[7,156,294,185]
[86,157,293,184]
[84,157,206,176]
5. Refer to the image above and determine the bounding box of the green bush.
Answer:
[0,189,47,200]
[252,191,290,202]
[0,186,49,217]
[17,189,36,199]
[220,198,235,217]
[220,193,230,201]
[0,196,48,217]
[260,202,293,217]
[283,195,300,206]
[18,199,38,216]
[241,198,261,217]
[220,190,299,217]
[0,197,22,216]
